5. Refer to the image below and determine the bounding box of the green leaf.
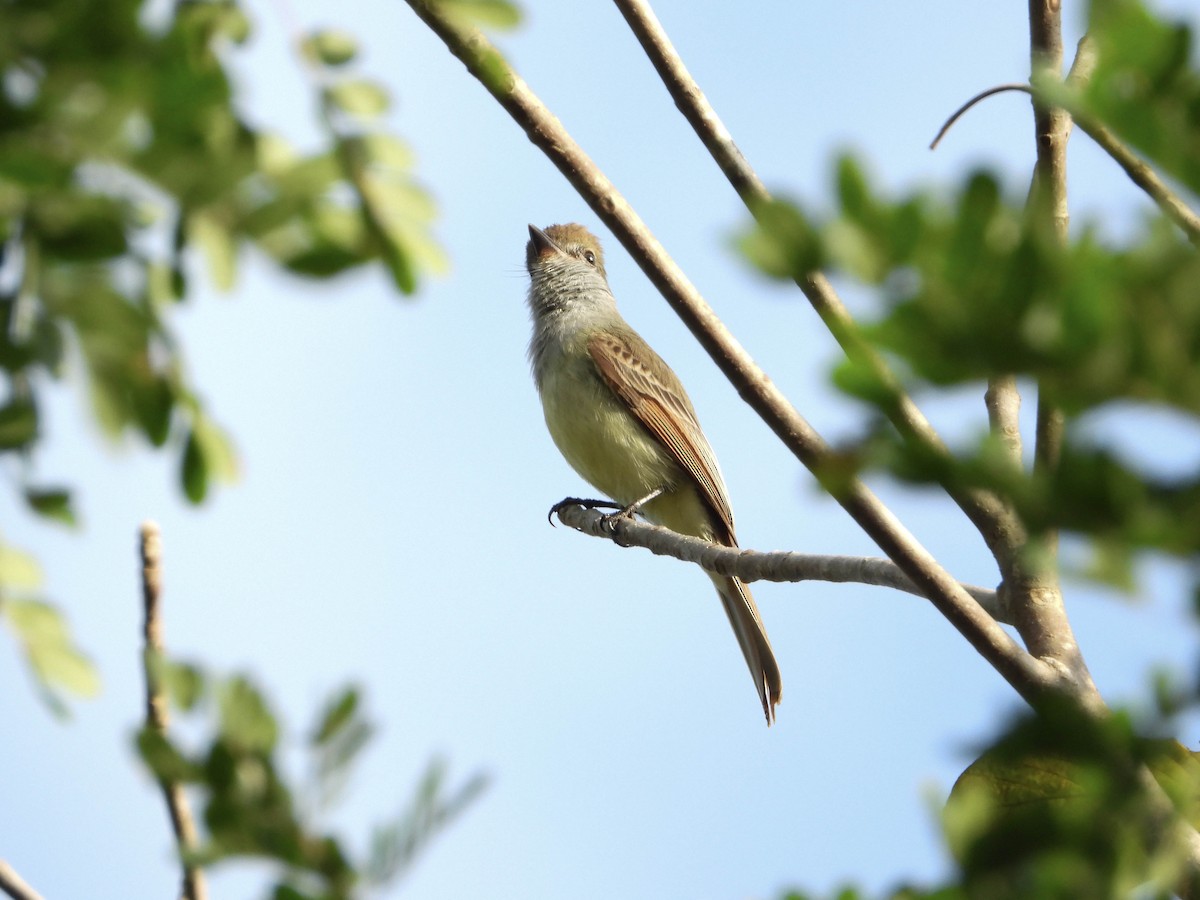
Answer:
[361,134,417,170]
[438,0,523,30]
[0,543,43,589]
[326,80,391,118]
[180,414,238,504]
[29,194,130,261]
[181,428,208,503]
[310,686,374,808]
[192,212,238,291]
[0,398,37,449]
[136,727,199,783]
[944,705,1191,897]
[312,686,363,746]
[736,197,823,280]
[302,29,359,67]
[24,488,77,527]
[3,598,100,708]
[132,376,176,448]
[365,759,489,886]
[146,653,207,712]
[218,676,278,752]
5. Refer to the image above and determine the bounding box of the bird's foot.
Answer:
[547,497,622,526]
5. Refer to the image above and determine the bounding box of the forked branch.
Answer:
[402,0,1067,710]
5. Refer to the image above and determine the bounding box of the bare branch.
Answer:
[0,860,44,900]
[553,503,1005,619]
[401,0,1069,708]
[140,522,207,900]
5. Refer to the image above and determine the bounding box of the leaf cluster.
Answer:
[1,0,448,709]
[0,0,444,519]
[137,664,487,899]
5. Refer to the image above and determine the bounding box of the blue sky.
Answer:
[4,1,1200,898]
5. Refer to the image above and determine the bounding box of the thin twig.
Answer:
[402,0,1067,709]
[140,522,207,900]
[0,860,44,900]
[554,503,1005,620]
[929,82,1033,150]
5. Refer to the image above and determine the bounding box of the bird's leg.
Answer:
[602,486,665,524]
[547,496,623,526]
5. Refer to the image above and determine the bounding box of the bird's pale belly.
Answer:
[539,362,714,541]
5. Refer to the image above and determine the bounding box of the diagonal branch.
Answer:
[553,502,1004,619]
[140,522,207,900]
[403,0,1069,709]
[0,861,44,900]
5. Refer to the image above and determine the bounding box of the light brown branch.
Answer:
[554,503,1005,620]
[0,860,44,900]
[402,0,1070,708]
[140,522,207,900]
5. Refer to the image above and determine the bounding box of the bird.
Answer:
[524,222,782,724]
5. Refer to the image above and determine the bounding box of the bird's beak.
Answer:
[527,224,560,261]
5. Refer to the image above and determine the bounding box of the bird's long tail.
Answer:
[712,574,782,725]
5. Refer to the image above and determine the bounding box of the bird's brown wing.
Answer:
[587,329,736,542]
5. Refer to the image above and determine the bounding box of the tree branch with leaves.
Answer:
[402,0,1200,893]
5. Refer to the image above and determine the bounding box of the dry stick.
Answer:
[555,504,1004,619]
[402,0,1065,708]
[0,861,44,900]
[140,522,207,900]
[610,0,1028,568]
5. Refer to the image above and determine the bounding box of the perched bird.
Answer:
[524,223,782,724]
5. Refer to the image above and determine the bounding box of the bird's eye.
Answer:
[583,250,596,265]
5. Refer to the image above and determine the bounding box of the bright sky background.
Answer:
[5,1,1200,898]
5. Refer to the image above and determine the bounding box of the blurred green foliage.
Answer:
[137,670,486,899]
[0,540,97,715]
[738,1,1200,585]
[0,0,444,706]
[943,705,1199,898]
[1066,0,1200,197]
